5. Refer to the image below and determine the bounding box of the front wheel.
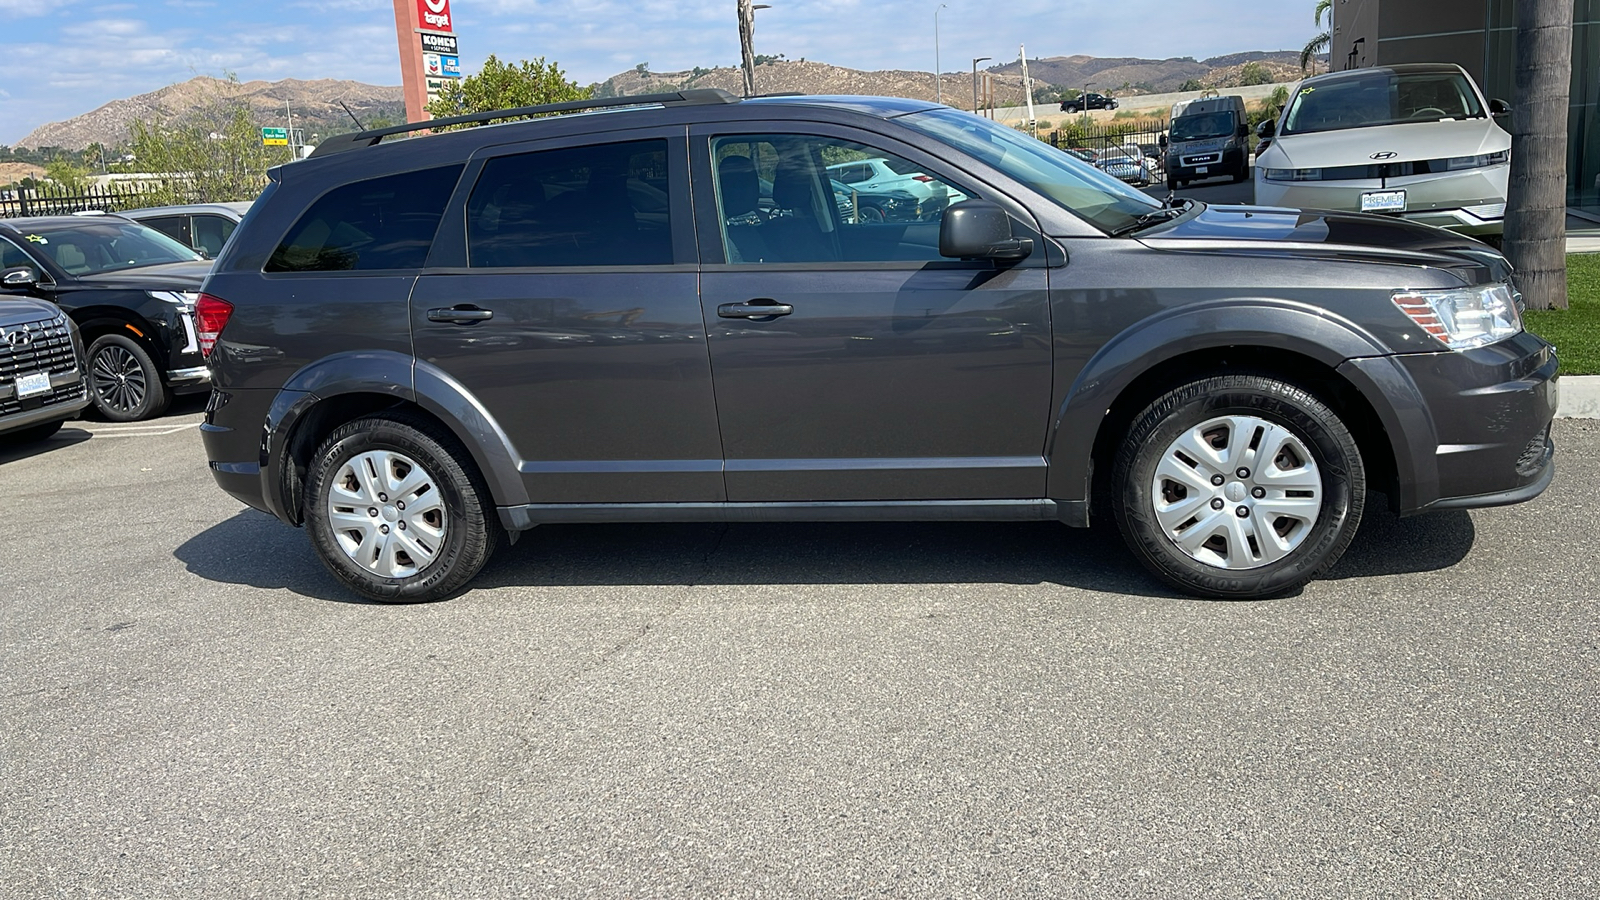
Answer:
[1112,374,1365,599]
[304,412,502,602]
[87,333,170,421]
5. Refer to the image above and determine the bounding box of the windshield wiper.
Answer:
[1110,200,1193,237]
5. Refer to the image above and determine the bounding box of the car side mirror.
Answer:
[1159,134,1169,148]
[1236,123,1249,138]
[1,266,39,290]
[1490,98,1511,117]
[940,200,1033,261]
[1256,118,1276,139]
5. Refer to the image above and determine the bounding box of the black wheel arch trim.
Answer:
[257,350,529,526]
[1044,298,1437,518]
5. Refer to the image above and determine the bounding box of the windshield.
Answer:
[900,107,1160,234]
[1283,69,1485,135]
[1171,111,1237,142]
[19,219,202,276]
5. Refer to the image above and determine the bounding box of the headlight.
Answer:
[1445,150,1509,171]
[1263,168,1322,182]
[1392,283,1522,349]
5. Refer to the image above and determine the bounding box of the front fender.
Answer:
[1045,298,1435,517]
[259,350,528,525]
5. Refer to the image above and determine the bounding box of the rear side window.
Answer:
[466,139,672,268]
[266,165,463,272]
[140,215,192,248]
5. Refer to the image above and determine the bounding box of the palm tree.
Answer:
[1300,0,1333,73]
[1504,0,1574,310]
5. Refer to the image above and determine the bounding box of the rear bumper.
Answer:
[1345,331,1557,515]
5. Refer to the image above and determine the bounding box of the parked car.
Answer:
[1060,92,1118,114]
[0,295,89,444]
[0,216,211,421]
[825,155,964,207]
[1255,63,1511,237]
[1164,94,1251,188]
[1094,146,1156,187]
[198,89,1556,604]
[119,202,253,259]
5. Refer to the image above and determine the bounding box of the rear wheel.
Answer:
[304,412,502,603]
[1112,374,1365,599]
[87,333,169,421]
[1232,161,1250,184]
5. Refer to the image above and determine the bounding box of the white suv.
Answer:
[826,156,966,205]
[1255,63,1511,237]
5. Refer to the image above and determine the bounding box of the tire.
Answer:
[2,419,64,444]
[1232,162,1250,184]
[304,412,503,603]
[87,333,170,422]
[1111,374,1365,599]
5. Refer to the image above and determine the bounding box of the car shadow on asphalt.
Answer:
[176,500,1478,604]
[0,426,93,464]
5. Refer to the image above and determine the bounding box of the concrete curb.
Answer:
[1558,375,1600,419]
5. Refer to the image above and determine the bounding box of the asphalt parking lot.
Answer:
[3,402,1598,898]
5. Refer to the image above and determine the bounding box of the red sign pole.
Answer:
[393,0,429,123]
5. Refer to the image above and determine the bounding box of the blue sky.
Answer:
[1,0,1318,145]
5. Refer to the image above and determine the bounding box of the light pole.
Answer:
[1081,81,1094,113]
[971,56,990,114]
[934,4,947,104]
[739,1,773,98]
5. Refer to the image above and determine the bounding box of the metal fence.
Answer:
[1044,118,1170,156]
[0,183,157,218]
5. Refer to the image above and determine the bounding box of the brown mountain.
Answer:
[989,51,1309,95]
[15,77,405,151]
[592,59,1033,107]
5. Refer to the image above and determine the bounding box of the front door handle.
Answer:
[428,306,494,324]
[717,299,794,319]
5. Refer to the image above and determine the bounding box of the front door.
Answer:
[411,131,725,504]
[691,126,1055,502]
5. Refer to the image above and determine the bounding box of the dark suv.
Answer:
[0,296,89,443]
[1,216,212,420]
[197,90,1557,603]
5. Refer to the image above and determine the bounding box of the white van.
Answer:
[1255,63,1511,237]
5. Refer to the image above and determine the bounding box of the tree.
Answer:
[1238,62,1273,86]
[424,55,590,127]
[1504,0,1574,310]
[125,76,279,206]
[1301,0,1332,72]
[1177,79,1207,93]
[44,160,91,193]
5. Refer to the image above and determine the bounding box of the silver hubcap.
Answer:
[1151,415,1323,570]
[327,450,447,578]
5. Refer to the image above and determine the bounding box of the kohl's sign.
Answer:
[417,0,452,31]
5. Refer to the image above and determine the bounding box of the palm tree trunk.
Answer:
[1503,0,1573,310]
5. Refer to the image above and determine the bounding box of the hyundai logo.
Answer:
[2,327,34,348]
[1370,151,1398,160]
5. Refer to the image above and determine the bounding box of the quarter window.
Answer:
[712,134,971,264]
[266,166,463,272]
[467,139,673,268]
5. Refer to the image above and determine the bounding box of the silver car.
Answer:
[1255,63,1511,237]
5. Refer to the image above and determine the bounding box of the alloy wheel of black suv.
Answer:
[195,89,1559,603]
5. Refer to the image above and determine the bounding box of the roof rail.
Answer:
[309,88,741,158]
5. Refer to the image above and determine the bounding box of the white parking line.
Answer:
[73,420,203,438]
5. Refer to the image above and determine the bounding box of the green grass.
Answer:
[1523,254,1600,375]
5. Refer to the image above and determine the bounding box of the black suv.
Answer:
[198,90,1557,602]
[0,295,89,443]
[1,216,212,421]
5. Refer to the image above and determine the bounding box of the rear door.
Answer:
[691,123,1055,502]
[411,128,725,504]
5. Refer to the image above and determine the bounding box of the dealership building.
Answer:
[1330,0,1600,218]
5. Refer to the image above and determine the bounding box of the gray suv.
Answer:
[197,90,1558,602]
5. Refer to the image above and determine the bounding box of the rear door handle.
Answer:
[717,300,794,319]
[428,306,494,324]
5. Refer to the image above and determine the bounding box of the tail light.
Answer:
[912,175,935,182]
[195,292,233,358]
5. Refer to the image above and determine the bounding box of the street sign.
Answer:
[261,127,289,147]
[416,0,451,31]
[419,32,457,55]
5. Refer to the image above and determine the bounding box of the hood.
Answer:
[74,259,212,291]
[0,298,63,328]
[1262,117,1509,170]
[1140,203,1511,280]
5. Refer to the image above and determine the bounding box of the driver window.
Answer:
[711,134,971,264]
[0,237,33,271]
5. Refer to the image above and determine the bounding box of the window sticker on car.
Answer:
[24,235,47,244]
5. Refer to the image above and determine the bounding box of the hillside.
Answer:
[989,51,1308,95]
[593,60,1032,107]
[15,77,405,151]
